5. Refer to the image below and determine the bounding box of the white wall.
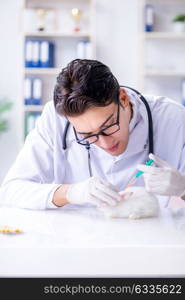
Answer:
[96,0,140,87]
[0,0,140,182]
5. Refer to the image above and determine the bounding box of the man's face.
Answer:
[68,89,132,156]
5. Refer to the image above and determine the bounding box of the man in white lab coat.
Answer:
[1,59,185,209]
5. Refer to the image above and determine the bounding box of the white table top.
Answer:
[0,203,185,277]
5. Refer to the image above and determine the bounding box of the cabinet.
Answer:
[21,0,96,141]
[139,0,185,104]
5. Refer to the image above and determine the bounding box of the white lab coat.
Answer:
[1,88,185,209]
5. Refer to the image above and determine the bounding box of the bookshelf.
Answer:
[139,0,185,104]
[22,0,96,141]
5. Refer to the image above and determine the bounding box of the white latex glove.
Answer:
[66,176,121,207]
[137,153,185,197]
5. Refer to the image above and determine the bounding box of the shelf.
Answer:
[145,70,185,77]
[24,32,91,39]
[25,68,61,75]
[25,0,89,4]
[143,32,185,39]
[24,105,44,112]
[22,0,96,140]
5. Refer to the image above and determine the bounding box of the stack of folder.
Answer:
[25,40,55,68]
[76,40,93,59]
[25,112,41,137]
[24,77,42,105]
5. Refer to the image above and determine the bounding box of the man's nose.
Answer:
[96,135,114,148]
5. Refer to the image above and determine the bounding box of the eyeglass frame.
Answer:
[73,98,122,146]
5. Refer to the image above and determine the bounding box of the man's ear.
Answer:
[119,88,130,108]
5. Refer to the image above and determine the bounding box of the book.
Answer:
[145,4,154,32]
[181,79,185,106]
[32,78,42,105]
[25,40,33,68]
[24,78,32,105]
[40,41,54,68]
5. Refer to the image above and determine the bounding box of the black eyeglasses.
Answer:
[73,101,121,145]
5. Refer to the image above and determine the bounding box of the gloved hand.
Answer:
[137,153,185,197]
[66,176,121,207]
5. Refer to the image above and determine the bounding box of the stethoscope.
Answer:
[62,86,154,177]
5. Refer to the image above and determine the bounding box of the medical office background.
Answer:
[0,0,185,184]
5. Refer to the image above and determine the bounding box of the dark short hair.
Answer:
[53,59,119,116]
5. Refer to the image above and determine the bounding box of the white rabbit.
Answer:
[100,186,159,219]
